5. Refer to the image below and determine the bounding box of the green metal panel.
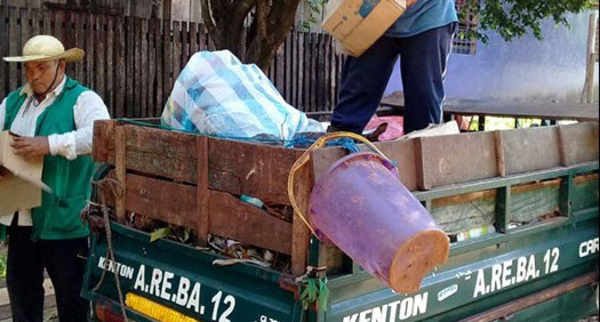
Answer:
[82,223,304,322]
[82,164,598,322]
[322,219,598,321]
[502,284,598,322]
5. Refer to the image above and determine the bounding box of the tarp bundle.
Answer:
[161,50,323,145]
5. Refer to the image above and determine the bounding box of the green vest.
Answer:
[3,77,93,240]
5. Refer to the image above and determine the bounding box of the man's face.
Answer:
[23,60,64,95]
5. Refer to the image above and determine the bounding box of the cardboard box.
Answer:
[0,131,45,216]
[322,0,407,57]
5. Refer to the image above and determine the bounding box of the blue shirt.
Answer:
[385,0,458,38]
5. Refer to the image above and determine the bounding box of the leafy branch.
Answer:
[458,0,594,44]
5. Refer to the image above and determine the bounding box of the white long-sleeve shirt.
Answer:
[0,76,110,226]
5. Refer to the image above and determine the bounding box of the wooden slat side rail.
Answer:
[208,190,293,255]
[92,119,117,162]
[115,126,127,223]
[92,121,302,205]
[206,137,301,205]
[498,126,561,175]
[99,172,293,255]
[417,131,497,190]
[310,139,418,191]
[291,149,312,276]
[558,122,599,166]
[125,173,198,228]
[93,120,599,195]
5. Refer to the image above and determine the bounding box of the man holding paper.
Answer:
[0,35,110,321]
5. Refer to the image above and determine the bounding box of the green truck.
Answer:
[82,119,599,321]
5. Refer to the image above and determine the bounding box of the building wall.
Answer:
[384,11,599,103]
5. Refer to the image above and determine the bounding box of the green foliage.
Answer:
[0,250,6,279]
[300,0,327,32]
[458,0,594,44]
[150,227,172,242]
[298,276,329,311]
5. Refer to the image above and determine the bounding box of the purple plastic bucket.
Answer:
[309,152,448,293]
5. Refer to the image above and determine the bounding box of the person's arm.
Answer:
[48,91,110,160]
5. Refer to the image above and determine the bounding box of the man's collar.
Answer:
[20,76,67,98]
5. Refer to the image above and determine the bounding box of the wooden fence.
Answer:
[0,6,344,118]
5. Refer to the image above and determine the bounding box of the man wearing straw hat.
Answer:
[0,35,110,321]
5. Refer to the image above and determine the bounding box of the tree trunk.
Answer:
[200,0,301,71]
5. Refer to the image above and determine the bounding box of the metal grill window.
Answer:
[454,0,478,55]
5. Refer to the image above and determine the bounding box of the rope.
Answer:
[287,131,391,236]
[91,177,129,321]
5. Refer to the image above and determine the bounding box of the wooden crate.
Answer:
[92,120,599,275]
[93,120,313,275]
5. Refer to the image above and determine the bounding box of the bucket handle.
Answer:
[287,131,392,236]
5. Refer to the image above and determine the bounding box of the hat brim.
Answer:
[3,48,85,63]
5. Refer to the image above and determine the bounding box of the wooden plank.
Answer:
[275,40,285,97]
[291,151,312,275]
[41,7,51,35]
[207,137,301,205]
[92,119,117,162]
[297,32,304,110]
[154,18,164,115]
[105,172,293,255]
[115,126,127,223]
[430,178,563,234]
[115,15,126,117]
[125,172,198,228]
[147,18,157,117]
[31,8,41,40]
[172,20,182,83]
[494,130,506,176]
[19,8,30,86]
[416,131,497,190]
[8,7,19,89]
[97,14,106,104]
[208,190,292,255]
[163,19,172,110]
[126,16,134,117]
[106,15,115,116]
[189,22,199,56]
[304,33,312,112]
[141,18,148,118]
[312,33,319,112]
[558,122,599,166]
[73,12,84,84]
[21,7,31,51]
[199,24,208,51]
[134,17,142,117]
[123,124,198,182]
[86,13,96,88]
[0,5,7,95]
[337,51,344,107]
[181,21,189,68]
[92,122,303,205]
[290,32,298,108]
[499,127,561,175]
[323,34,331,111]
[196,136,209,244]
[311,139,418,191]
[282,31,294,106]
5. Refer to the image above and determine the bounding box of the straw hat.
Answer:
[2,35,84,63]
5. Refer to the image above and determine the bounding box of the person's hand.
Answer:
[10,136,50,160]
[407,0,418,7]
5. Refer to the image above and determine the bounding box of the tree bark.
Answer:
[200,0,301,71]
